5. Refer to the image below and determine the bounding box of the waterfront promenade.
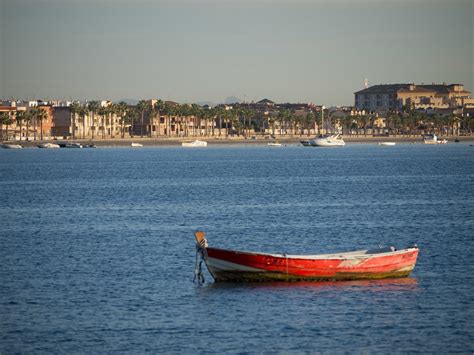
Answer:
[6,135,474,147]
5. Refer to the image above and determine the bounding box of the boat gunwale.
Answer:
[207,246,418,260]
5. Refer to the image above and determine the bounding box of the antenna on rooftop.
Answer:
[364,78,369,89]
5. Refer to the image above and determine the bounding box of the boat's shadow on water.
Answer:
[196,277,419,293]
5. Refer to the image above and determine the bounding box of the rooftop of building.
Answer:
[354,84,409,95]
[355,83,471,95]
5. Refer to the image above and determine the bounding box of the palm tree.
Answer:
[78,105,89,139]
[136,100,149,138]
[153,100,167,137]
[107,103,118,138]
[215,106,224,137]
[87,101,100,139]
[355,114,368,136]
[125,106,138,138]
[314,109,323,135]
[302,112,313,136]
[0,112,12,140]
[24,109,32,141]
[70,102,82,140]
[35,108,49,141]
[161,102,172,137]
[15,110,26,141]
[30,107,39,141]
[208,107,217,137]
[97,106,108,139]
[117,102,129,138]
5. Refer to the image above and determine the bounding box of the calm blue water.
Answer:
[1,144,473,353]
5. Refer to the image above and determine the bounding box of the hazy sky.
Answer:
[1,0,473,105]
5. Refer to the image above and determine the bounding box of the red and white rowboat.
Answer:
[194,231,419,282]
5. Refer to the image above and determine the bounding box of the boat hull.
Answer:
[1,144,22,149]
[204,247,418,282]
[309,135,345,147]
[182,140,207,147]
[38,143,60,148]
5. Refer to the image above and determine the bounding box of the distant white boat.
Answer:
[38,142,60,149]
[131,142,143,148]
[310,134,345,147]
[1,143,22,149]
[423,134,447,144]
[182,140,207,147]
[379,142,396,146]
[267,142,282,147]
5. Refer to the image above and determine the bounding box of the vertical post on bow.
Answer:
[194,231,208,284]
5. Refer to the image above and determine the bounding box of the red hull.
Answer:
[204,247,419,282]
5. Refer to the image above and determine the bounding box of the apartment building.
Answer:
[354,83,472,111]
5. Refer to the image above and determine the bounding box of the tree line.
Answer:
[0,107,49,141]
[1,100,473,141]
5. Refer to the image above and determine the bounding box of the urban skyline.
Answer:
[1,0,472,105]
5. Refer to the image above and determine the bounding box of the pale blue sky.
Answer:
[1,0,473,105]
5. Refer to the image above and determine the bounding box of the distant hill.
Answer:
[195,101,216,107]
[114,97,242,107]
[224,96,241,104]
[114,98,139,105]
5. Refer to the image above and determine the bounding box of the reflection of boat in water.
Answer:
[423,134,447,144]
[379,142,396,146]
[1,143,23,149]
[310,134,345,147]
[194,231,419,283]
[38,142,60,148]
[182,140,207,147]
[131,142,143,148]
[267,142,282,147]
[202,276,419,292]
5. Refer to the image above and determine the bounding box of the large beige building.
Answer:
[355,83,472,111]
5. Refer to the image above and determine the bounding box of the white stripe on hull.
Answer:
[206,257,262,272]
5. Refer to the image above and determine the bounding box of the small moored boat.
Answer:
[423,134,447,144]
[309,134,345,147]
[131,142,143,148]
[300,140,311,146]
[38,142,60,148]
[1,143,23,149]
[379,142,396,146]
[182,140,207,147]
[267,142,282,147]
[194,231,419,283]
[65,143,82,148]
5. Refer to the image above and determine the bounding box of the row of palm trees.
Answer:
[2,101,472,141]
[0,107,49,141]
[69,100,280,139]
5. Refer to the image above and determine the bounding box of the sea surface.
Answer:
[1,143,473,353]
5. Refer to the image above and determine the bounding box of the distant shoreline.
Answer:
[4,135,474,147]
